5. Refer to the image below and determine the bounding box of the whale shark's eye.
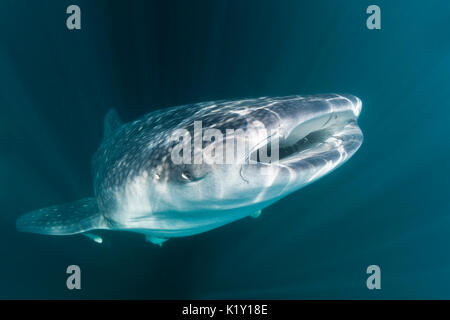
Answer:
[177,165,209,183]
[181,171,192,181]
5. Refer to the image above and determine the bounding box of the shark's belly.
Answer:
[111,202,271,238]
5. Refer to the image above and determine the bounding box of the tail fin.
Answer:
[16,198,107,235]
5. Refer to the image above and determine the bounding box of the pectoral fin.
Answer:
[83,232,103,244]
[145,235,168,247]
[250,210,262,218]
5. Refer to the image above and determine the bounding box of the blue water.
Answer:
[1,0,450,299]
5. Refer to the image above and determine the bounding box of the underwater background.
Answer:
[0,0,449,299]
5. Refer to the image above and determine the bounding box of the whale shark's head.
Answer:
[144,94,363,216]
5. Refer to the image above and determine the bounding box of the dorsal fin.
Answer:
[103,108,123,139]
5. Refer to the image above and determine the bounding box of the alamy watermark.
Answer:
[366,5,381,30]
[169,120,280,166]
[66,5,81,30]
[366,265,381,290]
[66,265,81,290]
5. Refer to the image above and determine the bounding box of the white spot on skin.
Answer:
[230,109,251,116]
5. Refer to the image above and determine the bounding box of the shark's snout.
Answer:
[343,94,362,117]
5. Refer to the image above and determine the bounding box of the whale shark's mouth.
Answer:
[252,109,362,167]
[276,128,334,161]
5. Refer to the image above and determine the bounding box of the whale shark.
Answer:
[16,94,363,245]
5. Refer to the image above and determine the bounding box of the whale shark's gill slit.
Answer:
[239,166,250,183]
